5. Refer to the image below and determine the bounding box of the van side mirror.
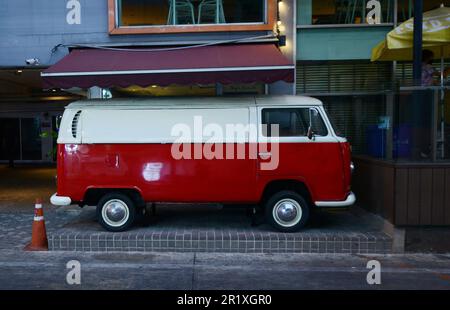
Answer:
[307,126,315,140]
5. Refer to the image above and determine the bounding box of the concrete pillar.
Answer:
[269,0,296,95]
[386,93,394,160]
[40,112,54,162]
[215,83,223,96]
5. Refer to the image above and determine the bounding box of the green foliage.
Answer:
[40,129,58,161]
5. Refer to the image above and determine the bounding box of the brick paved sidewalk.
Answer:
[0,202,392,254]
[0,207,80,250]
[47,204,393,254]
[0,165,56,213]
[0,166,392,254]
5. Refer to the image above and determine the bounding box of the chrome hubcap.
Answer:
[102,199,129,227]
[273,199,302,227]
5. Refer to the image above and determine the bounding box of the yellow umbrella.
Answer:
[371,5,450,61]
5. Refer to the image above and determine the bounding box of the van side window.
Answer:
[262,108,328,137]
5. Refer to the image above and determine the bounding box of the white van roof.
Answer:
[65,95,322,110]
[58,96,325,145]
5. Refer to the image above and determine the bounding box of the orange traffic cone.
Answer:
[24,198,48,251]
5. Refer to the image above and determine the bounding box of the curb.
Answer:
[48,231,393,254]
[350,205,405,254]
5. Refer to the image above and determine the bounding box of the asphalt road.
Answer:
[0,251,449,290]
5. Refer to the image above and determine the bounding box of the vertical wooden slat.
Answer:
[407,168,421,225]
[383,166,395,223]
[395,168,408,225]
[352,159,395,223]
[351,160,366,208]
[419,168,433,225]
[431,169,445,225]
[371,163,381,214]
[373,164,383,215]
[445,168,450,225]
[360,161,372,211]
[353,157,450,227]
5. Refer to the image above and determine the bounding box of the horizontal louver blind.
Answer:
[320,97,387,155]
[395,62,450,87]
[395,62,413,86]
[296,61,393,94]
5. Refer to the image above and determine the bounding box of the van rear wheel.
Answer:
[265,191,310,232]
[97,193,136,232]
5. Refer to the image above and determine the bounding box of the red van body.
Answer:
[51,96,355,232]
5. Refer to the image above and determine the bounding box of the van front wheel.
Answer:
[97,193,136,232]
[265,191,310,232]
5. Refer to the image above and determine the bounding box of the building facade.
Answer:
[296,0,449,157]
[0,0,296,163]
[293,1,450,227]
[1,0,450,226]
[0,0,448,162]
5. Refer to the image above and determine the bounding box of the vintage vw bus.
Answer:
[51,96,355,232]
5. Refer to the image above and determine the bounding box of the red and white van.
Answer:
[51,96,355,232]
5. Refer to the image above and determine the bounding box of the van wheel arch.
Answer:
[260,180,313,207]
[83,188,145,209]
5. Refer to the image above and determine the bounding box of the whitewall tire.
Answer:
[265,191,310,232]
[97,193,136,232]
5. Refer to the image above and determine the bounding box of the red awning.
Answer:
[41,44,294,89]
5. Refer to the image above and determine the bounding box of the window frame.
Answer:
[259,106,332,143]
[297,0,397,28]
[108,0,277,35]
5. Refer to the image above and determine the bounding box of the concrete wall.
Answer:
[0,101,68,163]
[0,0,296,163]
[295,0,393,61]
[0,0,270,67]
[296,26,391,60]
[0,0,294,94]
[269,0,296,95]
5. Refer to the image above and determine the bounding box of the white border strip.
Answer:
[50,193,72,206]
[41,65,295,77]
[315,192,356,208]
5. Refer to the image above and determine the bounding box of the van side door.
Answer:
[257,106,346,202]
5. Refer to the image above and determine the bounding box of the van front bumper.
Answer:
[315,192,356,208]
[50,193,72,206]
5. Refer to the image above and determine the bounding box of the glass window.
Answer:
[52,116,63,162]
[118,0,265,27]
[21,118,42,160]
[262,108,328,137]
[397,0,446,23]
[318,95,387,155]
[309,0,394,25]
[395,88,449,162]
[0,118,20,160]
[305,108,329,136]
[0,118,43,161]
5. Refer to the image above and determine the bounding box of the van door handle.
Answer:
[105,154,119,168]
[258,152,272,158]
